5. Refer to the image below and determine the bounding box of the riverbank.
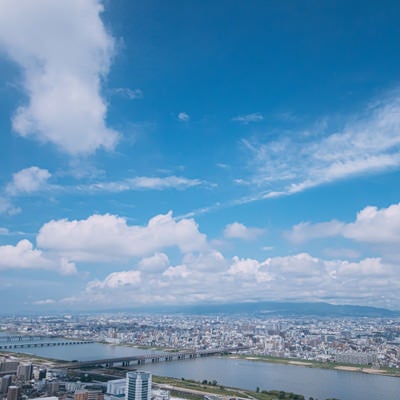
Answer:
[153,375,308,400]
[230,354,400,378]
[0,350,68,364]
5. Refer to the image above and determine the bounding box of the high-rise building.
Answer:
[107,378,126,395]
[125,372,152,400]
[0,375,12,394]
[7,386,20,400]
[17,363,32,381]
[0,361,19,373]
[74,389,104,400]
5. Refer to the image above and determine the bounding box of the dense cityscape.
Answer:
[1,313,400,400]
[2,314,400,369]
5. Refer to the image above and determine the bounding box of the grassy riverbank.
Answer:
[0,350,68,364]
[153,375,308,400]
[230,354,400,378]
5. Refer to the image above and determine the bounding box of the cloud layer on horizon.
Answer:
[0,205,398,310]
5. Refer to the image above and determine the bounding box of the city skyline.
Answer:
[1,1,400,312]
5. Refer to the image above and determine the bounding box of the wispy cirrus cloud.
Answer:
[80,175,206,192]
[245,90,400,197]
[112,87,143,99]
[232,112,264,123]
[179,90,400,219]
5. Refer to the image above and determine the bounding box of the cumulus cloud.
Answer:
[344,204,400,243]
[0,239,76,275]
[138,253,170,272]
[37,211,207,261]
[87,270,141,291]
[0,0,118,154]
[178,251,227,274]
[6,166,51,195]
[224,222,264,240]
[287,202,400,245]
[66,251,399,309]
[244,90,400,197]
[178,112,190,121]
[232,113,264,123]
[162,265,189,279]
[0,197,21,215]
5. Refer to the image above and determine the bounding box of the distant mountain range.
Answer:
[9,301,400,317]
[109,301,400,318]
[173,301,400,317]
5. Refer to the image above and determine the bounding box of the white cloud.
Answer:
[286,220,345,243]
[0,239,76,275]
[112,88,143,99]
[216,163,229,169]
[162,265,189,279]
[287,202,400,246]
[59,258,78,275]
[0,197,21,215]
[224,222,264,240]
[244,91,400,197]
[228,256,262,276]
[37,211,207,262]
[87,270,141,290]
[33,299,56,305]
[138,253,170,272]
[232,113,264,123]
[84,175,204,192]
[72,251,400,309]
[182,250,227,272]
[0,228,9,235]
[178,112,190,121]
[344,204,400,243]
[0,0,118,154]
[6,166,51,195]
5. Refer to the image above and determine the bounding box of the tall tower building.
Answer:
[17,363,32,381]
[7,386,20,400]
[125,371,152,400]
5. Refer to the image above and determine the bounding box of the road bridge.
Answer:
[0,340,92,350]
[0,335,63,342]
[58,346,249,369]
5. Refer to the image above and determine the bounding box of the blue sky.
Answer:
[1,0,400,312]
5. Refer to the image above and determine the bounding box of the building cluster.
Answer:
[1,313,400,368]
[0,358,164,400]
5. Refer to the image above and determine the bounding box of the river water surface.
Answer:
[1,338,400,400]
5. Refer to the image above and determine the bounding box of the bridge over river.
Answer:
[0,335,63,342]
[58,346,249,369]
[0,340,92,350]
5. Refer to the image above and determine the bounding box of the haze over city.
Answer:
[1,0,400,312]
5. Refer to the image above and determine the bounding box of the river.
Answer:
[1,338,399,400]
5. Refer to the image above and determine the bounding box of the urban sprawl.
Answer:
[1,313,400,400]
